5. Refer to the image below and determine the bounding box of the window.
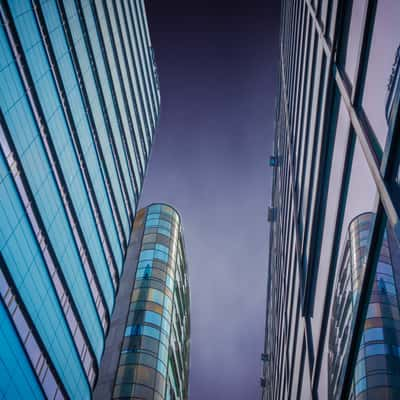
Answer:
[139,250,154,261]
[154,250,168,263]
[144,311,162,327]
[338,0,366,85]
[113,383,133,398]
[158,342,168,364]
[377,280,396,295]
[363,327,384,343]
[361,0,400,148]
[148,205,161,214]
[157,360,167,376]
[158,227,170,237]
[377,262,392,275]
[355,377,366,394]
[142,325,161,340]
[148,288,164,306]
[155,243,169,255]
[125,324,142,337]
[145,219,159,228]
[364,343,388,357]
[133,383,153,398]
[166,275,174,291]
[135,365,156,387]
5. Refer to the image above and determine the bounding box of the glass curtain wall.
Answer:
[0,0,160,398]
[262,0,400,399]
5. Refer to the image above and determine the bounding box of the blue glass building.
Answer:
[0,1,160,398]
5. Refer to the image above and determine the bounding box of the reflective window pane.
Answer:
[361,0,400,149]
[339,0,366,86]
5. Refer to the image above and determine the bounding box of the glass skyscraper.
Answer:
[94,204,190,400]
[0,1,159,399]
[262,0,400,399]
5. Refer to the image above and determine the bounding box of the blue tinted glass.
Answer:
[136,268,152,279]
[161,318,170,335]
[159,220,171,230]
[164,296,172,313]
[148,205,161,214]
[158,227,170,237]
[125,325,142,336]
[144,311,161,327]
[154,250,168,263]
[158,343,168,364]
[367,304,379,318]
[163,306,170,318]
[155,244,169,255]
[165,275,174,291]
[377,262,393,275]
[0,301,44,399]
[142,326,160,340]
[145,219,159,227]
[160,331,169,347]
[355,359,366,381]
[365,343,387,357]
[376,273,394,284]
[149,289,163,305]
[378,280,396,294]
[355,377,366,394]
[138,261,152,269]
[157,360,166,376]
[364,327,384,343]
[140,250,154,261]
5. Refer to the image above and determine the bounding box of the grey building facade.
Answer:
[0,1,159,398]
[262,0,400,399]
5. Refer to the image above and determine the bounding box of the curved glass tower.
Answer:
[0,1,159,398]
[329,213,400,400]
[95,204,190,400]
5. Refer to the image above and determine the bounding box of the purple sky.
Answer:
[139,2,281,398]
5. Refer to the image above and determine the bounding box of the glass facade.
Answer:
[329,213,400,400]
[262,1,400,399]
[96,204,190,400]
[0,1,160,398]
